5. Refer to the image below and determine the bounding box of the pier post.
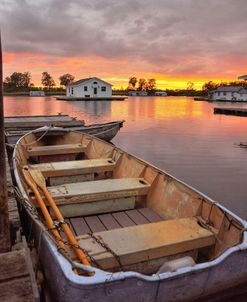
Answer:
[0,33,11,252]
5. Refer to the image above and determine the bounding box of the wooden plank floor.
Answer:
[67,208,163,236]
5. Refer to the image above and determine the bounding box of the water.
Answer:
[4,95,247,219]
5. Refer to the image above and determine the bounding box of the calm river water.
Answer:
[4,95,247,219]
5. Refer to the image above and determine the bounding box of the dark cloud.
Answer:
[1,0,247,77]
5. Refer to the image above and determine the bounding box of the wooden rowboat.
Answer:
[5,120,125,146]
[13,127,247,301]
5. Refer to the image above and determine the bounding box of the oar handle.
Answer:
[42,187,91,267]
[23,171,66,252]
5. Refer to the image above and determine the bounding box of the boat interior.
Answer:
[15,130,245,275]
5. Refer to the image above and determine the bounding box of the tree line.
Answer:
[127,77,157,93]
[3,71,246,96]
[3,71,75,92]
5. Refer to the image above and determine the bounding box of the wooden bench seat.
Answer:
[28,158,116,177]
[77,217,215,270]
[27,143,87,157]
[47,178,150,217]
[48,178,150,205]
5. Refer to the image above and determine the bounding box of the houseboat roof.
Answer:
[214,86,244,93]
[238,74,247,80]
[67,77,113,87]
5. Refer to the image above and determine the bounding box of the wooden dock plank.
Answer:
[0,249,28,281]
[214,107,247,117]
[0,277,35,302]
[4,114,84,129]
[1,152,38,302]
[0,242,38,302]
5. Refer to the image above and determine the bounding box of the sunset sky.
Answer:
[1,0,247,89]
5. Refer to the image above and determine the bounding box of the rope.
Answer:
[18,125,53,146]
[86,124,120,137]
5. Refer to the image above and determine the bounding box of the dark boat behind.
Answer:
[5,117,124,146]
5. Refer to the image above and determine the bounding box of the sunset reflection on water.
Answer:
[4,95,247,219]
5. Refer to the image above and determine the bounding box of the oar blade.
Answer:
[29,169,46,188]
[22,168,37,190]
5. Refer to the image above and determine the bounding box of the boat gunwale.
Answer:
[12,127,247,286]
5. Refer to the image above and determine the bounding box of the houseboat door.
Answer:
[94,87,97,95]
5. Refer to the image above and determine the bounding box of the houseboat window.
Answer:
[223,92,226,96]
[84,86,88,91]
[101,86,106,91]
[71,87,74,95]
[68,87,70,93]
[93,81,98,84]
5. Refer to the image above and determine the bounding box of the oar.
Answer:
[22,169,66,253]
[28,169,91,268]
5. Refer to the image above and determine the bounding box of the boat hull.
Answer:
[13,128,247,301]
[33,219,247,302]
[5,120,124,146]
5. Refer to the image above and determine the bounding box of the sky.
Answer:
[1,0,247,89]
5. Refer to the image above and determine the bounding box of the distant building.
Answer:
[211,86,247,101]
[66,77,112,98]
[238,75,247,81]
[128,90,148,96]
[155,91,167,96]
[30,90,45,96]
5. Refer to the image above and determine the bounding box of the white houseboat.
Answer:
[66,77,112,98]
[211,86,247,102]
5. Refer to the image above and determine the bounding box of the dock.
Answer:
[4,114,85,147]
[214,107,247,116]
[0,153,39,302]
[56,96,127,101]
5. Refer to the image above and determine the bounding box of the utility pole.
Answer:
[0,32,11,253]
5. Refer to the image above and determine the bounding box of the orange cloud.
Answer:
[3,51,236,90]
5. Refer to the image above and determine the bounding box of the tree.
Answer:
[59,73,75,87]
[137,78,147,91]
[202,81,219,92]
[146,78,156,94]
[4,71,32,89]
[187,81,195,90]
[128,77,138,90]
[41,72,55,89]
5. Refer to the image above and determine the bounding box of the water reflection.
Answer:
[4,95,247,219]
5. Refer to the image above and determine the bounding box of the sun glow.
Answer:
[3,51,236,90]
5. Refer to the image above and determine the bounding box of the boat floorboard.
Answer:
[68,208,163,236]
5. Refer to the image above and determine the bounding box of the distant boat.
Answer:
[29,90,45,96]
[13,127,247,302]
[65,120,125,141]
